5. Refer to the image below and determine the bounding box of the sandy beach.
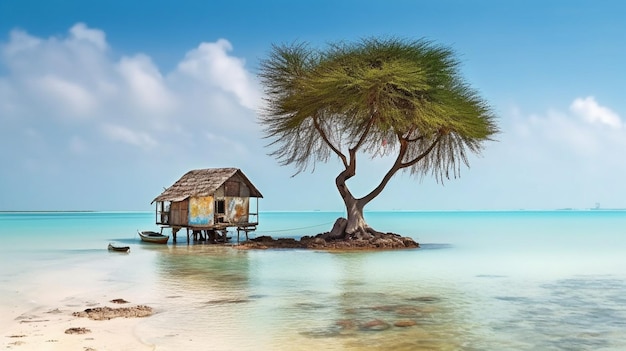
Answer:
[2,297,154,351]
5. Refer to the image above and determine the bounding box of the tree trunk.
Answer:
[333,171,374,240]
[327,197,373,240]
[344,195,372,239]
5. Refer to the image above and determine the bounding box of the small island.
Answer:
[239,217,419,250]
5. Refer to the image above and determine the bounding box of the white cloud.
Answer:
[1,30,41,57]
[570,96,622,129]
[0,23,260,160]
[176,39,261,110]
[524,109,600,155]
[513,97,624,156]
[117,54,176,112]
[462,100,626,210]
[68,23,107,51]
[38,74,97,116]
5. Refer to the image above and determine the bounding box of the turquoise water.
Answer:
[1,211,626,350]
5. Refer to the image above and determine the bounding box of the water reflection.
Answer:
[254,250,480,350]
[134,246,626,351]
[154,245,252,295]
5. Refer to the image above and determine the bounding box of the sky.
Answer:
[1,0,625,212]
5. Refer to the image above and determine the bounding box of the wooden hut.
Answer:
[151,168,263,243]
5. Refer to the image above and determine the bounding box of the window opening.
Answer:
[216,200,225,214]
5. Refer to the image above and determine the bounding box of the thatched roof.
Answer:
[151,168,263,203]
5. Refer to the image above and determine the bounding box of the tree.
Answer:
[259,38,498,240]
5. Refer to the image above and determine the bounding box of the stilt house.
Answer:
[151,168,262,242]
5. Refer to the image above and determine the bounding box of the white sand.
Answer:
[0,255,163,350]
[2,302,154,351]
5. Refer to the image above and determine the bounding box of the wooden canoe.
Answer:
[108,243,130,252]
[138,230,170,244]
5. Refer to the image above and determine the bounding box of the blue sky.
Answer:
[1,0,625,211]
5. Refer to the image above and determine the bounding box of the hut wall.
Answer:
[189,196,215,226]
[215,187,224,198]
[224,173,251,197]
[225,197,249,224]
[169,199,189,226]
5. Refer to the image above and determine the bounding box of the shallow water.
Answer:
[2,211,626,350]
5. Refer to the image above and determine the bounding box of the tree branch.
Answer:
[359,132,442,207]
[313,115,348,169]
[400,133,442,168]
[405,134,425,142]
[402,126,426,142]
[350,117,375,153]
[358,132,408,206]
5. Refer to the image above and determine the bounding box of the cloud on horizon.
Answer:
[512,97,624,157]
[502,98,626,207]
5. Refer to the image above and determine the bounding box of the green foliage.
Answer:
[259,37,498,181]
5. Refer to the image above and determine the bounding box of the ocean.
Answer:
[1,210,626,350]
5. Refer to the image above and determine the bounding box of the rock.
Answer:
[359,319,390,331]
[335,319,356,330]
[65,327,91,334]
[110,298,129,304]
[250,235,274,242]
[238,231,419,251]
[72,305,153,320]
[329,218,348,239]
[394,320,417,327]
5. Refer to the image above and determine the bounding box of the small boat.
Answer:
[138,230,170,244]
[108,243,130,252]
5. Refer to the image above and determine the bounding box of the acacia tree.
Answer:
[259,38,498,240]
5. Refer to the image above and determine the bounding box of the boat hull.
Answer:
[108,243,130,252]
[138,230,170,244]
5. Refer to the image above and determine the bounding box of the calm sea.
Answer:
[1,210,626,350]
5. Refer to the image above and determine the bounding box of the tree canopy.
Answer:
[259,37,498,239]
[260,38,497,182]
